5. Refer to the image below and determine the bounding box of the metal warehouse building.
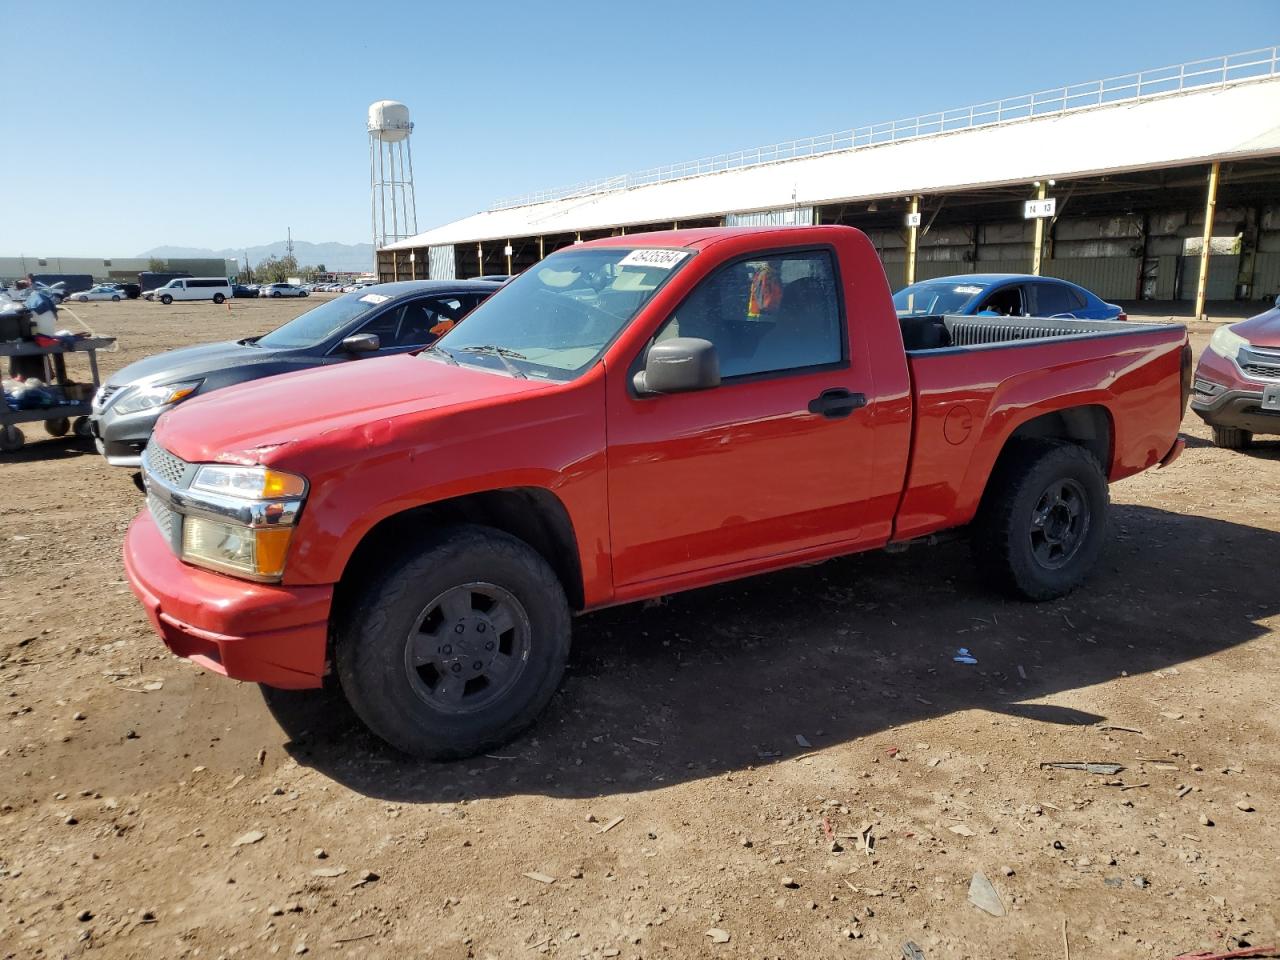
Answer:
[0,255,238,285]
[379,48,1280,318]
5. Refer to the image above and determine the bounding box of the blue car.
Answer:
[893,274,1125,321]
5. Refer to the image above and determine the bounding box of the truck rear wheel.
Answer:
[1211,426,1252,449]
[972,440,1109,601]
[335,524,571,760]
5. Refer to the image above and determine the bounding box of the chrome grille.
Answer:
[147,492,177,540]
[144,444,189,487]
[1239,346,1280,382]
[93,383,122,410]
[1242,362,1280,380]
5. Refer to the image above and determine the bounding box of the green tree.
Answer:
[147,257,166,272]
[254,254,300,284]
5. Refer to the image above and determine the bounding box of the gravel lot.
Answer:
[2,296,1277,959]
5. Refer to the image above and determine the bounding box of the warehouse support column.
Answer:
[1031,181,1047,276]
[393,254,399,282]
[477,242,483,279]
[505,240,512,276]
[538,236,545,260]
[905,196,920,287]
[1194,161,1220,321]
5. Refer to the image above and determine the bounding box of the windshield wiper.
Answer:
[458,345,527,379]
[431,343,460,365]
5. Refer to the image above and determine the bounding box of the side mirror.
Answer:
[341,333,380,353]
[633,337,720,395]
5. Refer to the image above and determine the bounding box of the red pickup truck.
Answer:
[125,226,1190,758]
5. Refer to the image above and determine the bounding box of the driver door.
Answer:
[605,248,878,587]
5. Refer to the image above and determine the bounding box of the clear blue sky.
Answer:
[4,0,1277,255]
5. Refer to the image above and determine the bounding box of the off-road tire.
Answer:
[1211,426,1252,450]
[335,524,571,760]
[972,439,1109,601]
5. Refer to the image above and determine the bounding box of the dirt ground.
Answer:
[2,296,1278,960]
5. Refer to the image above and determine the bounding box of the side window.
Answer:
[976,285,1023,316]
[1033,282,1077,316]
[653,250,842,379]
[395,298,453,347]
[356,306,403,345]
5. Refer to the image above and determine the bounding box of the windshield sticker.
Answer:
[618,249,689,270]
[359,293,389,304]
[953,285,984,295]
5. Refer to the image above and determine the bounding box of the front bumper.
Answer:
[1191,348,1280,436]
[1191,389,1280,435]
[90,405,159,466]
[124,511,332,689]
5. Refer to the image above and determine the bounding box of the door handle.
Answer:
[808,388,868,419]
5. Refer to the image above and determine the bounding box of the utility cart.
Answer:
[1,337,116,453]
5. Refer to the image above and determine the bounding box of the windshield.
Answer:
[256,291,386,349]
[893,281,987,316]
[431,246,690,381]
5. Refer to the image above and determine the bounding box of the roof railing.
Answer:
[489,45,1279,212]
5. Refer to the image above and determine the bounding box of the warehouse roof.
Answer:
[386,63,1280,251]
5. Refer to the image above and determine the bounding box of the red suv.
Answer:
[1191,297,1280,448]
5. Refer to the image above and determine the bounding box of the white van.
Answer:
[152,277,233,305]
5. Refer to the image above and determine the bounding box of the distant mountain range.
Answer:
[137,240,375,273]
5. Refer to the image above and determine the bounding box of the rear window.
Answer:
[1033,282,1083,315]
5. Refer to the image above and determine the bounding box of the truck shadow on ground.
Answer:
[264,503,1278,803]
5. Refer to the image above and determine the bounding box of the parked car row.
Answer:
[97,225,1197,761]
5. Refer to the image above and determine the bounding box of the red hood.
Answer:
[152,355,547,464]
[1234,306,1280,348]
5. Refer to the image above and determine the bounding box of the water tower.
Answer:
[368,100,419,252]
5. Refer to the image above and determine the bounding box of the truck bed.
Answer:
[899,313,1168,352]
[893,313,1188,543]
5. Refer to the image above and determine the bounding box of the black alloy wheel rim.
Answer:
[403,582,531,715]
[1029,478,1090,570]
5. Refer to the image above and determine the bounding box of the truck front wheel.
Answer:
[972,440,1109,601]
[335,524,571,760]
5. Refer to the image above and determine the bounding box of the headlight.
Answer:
[113,380,200,415]
[174,465,307,580]
[190,464,307,499]
[182,516,294,579]
[1208,325,1248,361]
